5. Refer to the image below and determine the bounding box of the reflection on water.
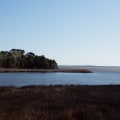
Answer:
[0,72,120,87]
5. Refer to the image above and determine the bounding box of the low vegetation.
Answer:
[0,49,58,69]
[0,68,92,73]
[0,85,120,120]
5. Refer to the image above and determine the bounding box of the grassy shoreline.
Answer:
[0,68,92,73]
[0,85,120,120]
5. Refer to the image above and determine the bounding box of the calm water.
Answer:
[0,72,120,87]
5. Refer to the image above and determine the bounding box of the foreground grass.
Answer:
[0,85,120,120]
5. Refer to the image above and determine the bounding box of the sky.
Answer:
[0,0,120,66]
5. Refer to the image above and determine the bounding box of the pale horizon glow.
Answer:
[0,0,120,66]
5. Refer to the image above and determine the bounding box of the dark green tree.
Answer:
[0,49,58,69]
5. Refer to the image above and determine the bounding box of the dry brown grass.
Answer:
[0,85,120,120]
[0,68,92,73]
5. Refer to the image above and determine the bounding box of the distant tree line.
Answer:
[0,49,58,69]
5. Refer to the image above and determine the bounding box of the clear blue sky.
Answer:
[0,0,120,66]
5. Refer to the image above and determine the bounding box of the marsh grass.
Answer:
[0,85,120,120]
[0,68,92,73]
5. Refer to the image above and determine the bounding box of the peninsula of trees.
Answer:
[0,49,58,69]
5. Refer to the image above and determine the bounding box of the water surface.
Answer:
[0,72,120,87]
